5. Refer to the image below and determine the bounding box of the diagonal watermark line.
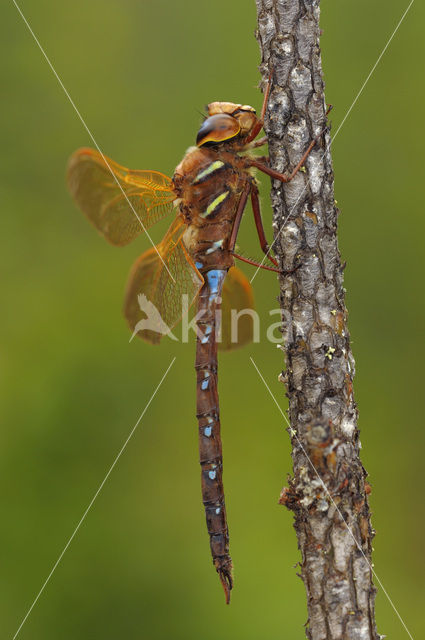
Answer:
[250,356,415,640]
[12,0,175,283]
[12,357,176,640]
[250,0,415,283]
[331,0,415,143]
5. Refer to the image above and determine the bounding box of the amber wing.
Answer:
[67,148,176,246]
[219,266,255,350]
[124,218,204,344]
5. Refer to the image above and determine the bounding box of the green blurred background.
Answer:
[2,0,424,637]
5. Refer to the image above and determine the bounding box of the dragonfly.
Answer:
[67,75,321,603]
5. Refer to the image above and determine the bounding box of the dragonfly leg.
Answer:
[232,252,280,273]
[251,184,278,267]
[228,182,251,252]
[247,118,329,183]
[248,135,317,182]
[252,155,269,164]
[245,69,273,144]
[233,252,301,276]
[248,136,268,149]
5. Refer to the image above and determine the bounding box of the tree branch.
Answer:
[255,1,379,638]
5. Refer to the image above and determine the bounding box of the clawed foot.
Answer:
[280,262,302,276]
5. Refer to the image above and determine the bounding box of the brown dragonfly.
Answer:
[67,76,320,603]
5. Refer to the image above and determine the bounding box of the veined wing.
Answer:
[219,266,255,351]
[67,147,175,246]
[124,217,204,344]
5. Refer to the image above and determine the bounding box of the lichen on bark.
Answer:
[255,1,379,638]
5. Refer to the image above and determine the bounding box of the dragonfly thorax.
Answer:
[173,146,251,273]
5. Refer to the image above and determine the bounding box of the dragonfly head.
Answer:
[196,102,257,146]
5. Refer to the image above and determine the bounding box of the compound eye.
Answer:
[196,114,240,146]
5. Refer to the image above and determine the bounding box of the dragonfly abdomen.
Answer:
[195,269,233,603]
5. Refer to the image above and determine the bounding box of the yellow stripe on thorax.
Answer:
[193,160,225,184]
[201,191,230,218]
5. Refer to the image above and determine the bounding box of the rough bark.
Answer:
[255,2,379,638]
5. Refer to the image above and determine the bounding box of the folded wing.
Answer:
[124,218,204,344]
[67,148,176,246]
[219,266,255,350]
